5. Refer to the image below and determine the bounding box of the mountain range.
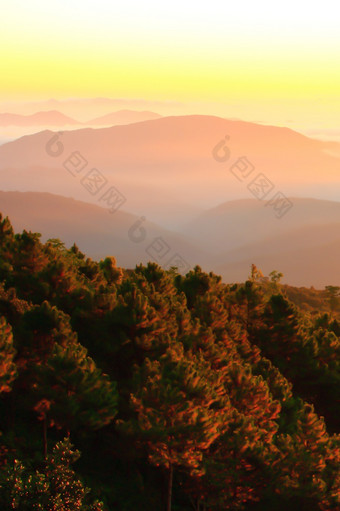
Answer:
[86,110,162,125]
[0,110,79,127]
[0,109,162,127]
[0,191,200,273]
[0,191,339,287]
[0,115,339,224]
[1,114,339,286]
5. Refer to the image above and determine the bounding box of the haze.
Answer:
[0,0,339,287]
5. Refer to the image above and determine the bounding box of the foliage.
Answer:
[0,214,339,510]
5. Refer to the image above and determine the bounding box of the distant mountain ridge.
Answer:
[0,115,339,227]
[86,110,162,125]
[0,110,80,126]
[0,191,202,272]
[0,191,339,287]
[0,109,162,128]
[182,197,340,287]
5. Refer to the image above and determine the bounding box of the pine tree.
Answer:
[10,301,118,456]
[123,343,228,511]
[0,316,16,394]
[0,215,15,282]
[33,341,118,434]
[325,286,340,314]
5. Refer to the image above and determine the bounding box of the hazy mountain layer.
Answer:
[0,191,339,287]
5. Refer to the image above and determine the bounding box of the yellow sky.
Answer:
[1,0,340,128]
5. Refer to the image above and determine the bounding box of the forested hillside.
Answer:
[0,213,339,510]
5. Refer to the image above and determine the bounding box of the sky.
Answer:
[1,0,340,129]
